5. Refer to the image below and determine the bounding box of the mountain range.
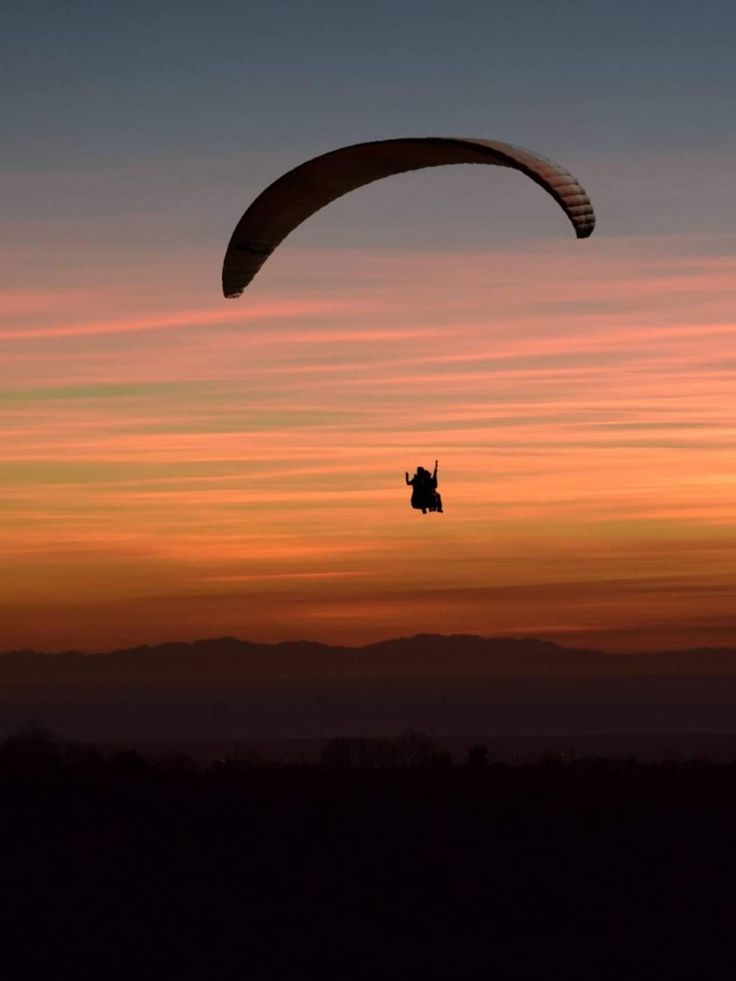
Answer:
[2,633,736,683]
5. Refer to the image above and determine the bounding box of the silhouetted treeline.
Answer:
[2,728,736,977]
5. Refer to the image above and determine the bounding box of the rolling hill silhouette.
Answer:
[2,634,736,741]
[3,632,736,683]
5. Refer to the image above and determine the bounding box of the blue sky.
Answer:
[4,0,736,274]
[5,1,736,166]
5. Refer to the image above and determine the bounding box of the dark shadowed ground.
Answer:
[1,730,734,979]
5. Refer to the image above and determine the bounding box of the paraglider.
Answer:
[222,136,595,297]
[406,461,443,515]
[221,137,595,516]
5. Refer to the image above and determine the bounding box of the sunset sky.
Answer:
[3,1,736,651]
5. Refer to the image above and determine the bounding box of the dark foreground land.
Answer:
[2,731,735,979]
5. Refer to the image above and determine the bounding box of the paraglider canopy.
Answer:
[222,137,595,298]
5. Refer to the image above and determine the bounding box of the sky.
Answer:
[2,0,736,652]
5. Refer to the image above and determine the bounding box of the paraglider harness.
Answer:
[406,462,443,514]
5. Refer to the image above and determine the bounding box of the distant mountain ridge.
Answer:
[2,633,736,683]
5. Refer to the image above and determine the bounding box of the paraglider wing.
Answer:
[222,137,595,298]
